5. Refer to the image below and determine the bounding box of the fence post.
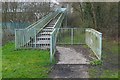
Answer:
[23,30,24,47]
[99,34,102,60]
[55,29,57,45]
[19,30,20,48]
[15,29,17,49]
[21,30,22,47]
[58,28,59,43]
[60,29,61,42]
[34,29,36,48]
[85,29,88,45]
[71,28,73,45]
[50,35,52,62]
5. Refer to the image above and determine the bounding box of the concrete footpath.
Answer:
[49,45,90,78]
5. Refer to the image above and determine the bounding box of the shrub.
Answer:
[90,59,103,66]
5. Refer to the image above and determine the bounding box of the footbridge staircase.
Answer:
[15,8,66,50]
[15,8,102,62]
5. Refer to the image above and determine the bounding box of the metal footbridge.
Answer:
[15,8,102,62]
[15,8,67,50]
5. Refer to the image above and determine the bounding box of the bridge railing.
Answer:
[56,28,86,45]
[54,11,66,28]
[50,10,66,62]
[15,10,61,49]
[50,28,102,61]
[85,28,102,60]
[50,28,85,62]
[50,28,57,62]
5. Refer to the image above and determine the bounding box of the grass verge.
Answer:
[88,38,118,78]
[2,41,56,78]
[0,45,2,79]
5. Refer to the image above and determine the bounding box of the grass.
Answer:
[2,41,56,78]
[101,70,119,78]
[103,39,118,56]
[0,46,1,79]
[102,39,118,62]
[82,45,88,48]
[89,38,119,78]
[89,69,119,78]
[90,59,103,66]
[89,69,97,78]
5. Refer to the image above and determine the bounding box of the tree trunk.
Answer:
[91,3,97,29]
[79,2,84,22]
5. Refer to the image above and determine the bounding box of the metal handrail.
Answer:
[15,10,61,49]
[86,28,102,60]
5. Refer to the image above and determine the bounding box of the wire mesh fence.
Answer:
[1,22,31,31]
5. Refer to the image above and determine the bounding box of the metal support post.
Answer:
[71,28,73,45]
[50,35,53,62]
[34,29,36,48]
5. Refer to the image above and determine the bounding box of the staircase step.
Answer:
[48,23,55,24]
[50,20,56,22]
[46,25,54,27]
[41,31,52,32]
[39,32,52,35]
[36,38,50,40]
[49,21,56,23]
[38,34,51,36]
[24,12,63,49]
[42,29,53,32]
[49,22,55,24]
[25,45,50,50]
[37,35,50,39]
[32,40,50,45]
[45,27,54,29]
[47,24,55,26]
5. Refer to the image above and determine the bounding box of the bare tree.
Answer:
[91,2,97,29]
